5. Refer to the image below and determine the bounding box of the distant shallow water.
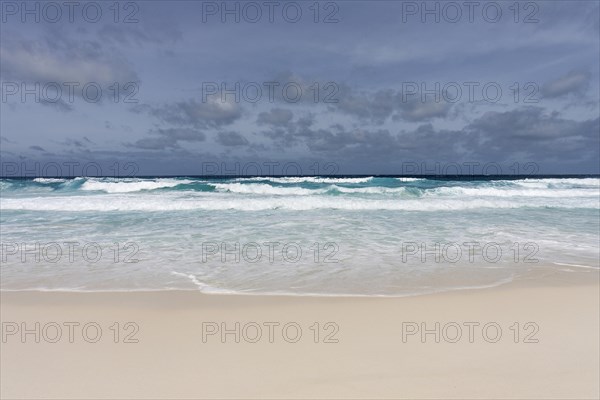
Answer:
[1,176,599,295]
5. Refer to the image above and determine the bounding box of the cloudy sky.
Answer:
[1,0,599,175]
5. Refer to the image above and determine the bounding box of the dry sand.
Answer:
[1,274,599,399]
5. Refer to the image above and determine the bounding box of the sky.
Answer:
[1,0,599,176]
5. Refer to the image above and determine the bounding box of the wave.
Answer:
[328,185,409,194]
[0,180,12,190]
[211,182,327,195]
[33,178,69,184]
[2,194,597,211]
[552,262,600,270]
[395,177,426,182]
[511,178,600,188]
[79,178,194,193]
[2,177,599,199]
[213,183,411,195]
[428,186,598,198]
[233,176,374,184]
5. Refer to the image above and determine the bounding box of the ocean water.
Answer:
[1,176,599,295]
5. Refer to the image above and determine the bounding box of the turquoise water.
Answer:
[1,176,598,295]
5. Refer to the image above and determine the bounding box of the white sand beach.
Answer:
[2,273,598,399]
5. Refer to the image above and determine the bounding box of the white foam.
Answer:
[215,183,408,195]
[234,176,374,184]
[80,178,192,193]
[33,178,68,183]
[4,276,518,297]
[170,272,208,289]
[513,178,600,188]
[329,185,408,194]
[429,186,598,198]
[552,262,600,270]
[211,182,326,195]
[169,272,249,294]
[2,194,597,211]
[395,177,425,182]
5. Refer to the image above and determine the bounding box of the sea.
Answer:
[1,176,598,296]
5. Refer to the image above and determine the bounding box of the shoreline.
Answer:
[2,262,597,297]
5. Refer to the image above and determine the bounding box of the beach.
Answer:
[2,272,598,399]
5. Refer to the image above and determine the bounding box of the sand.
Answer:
[1,275,599,399]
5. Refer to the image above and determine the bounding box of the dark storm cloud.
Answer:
[332,86,453,124]
[126,128,205,150]
[29,146,46,152]
[257,106,598,166]
[58,138,88,148]
[468,107,581,139]
[331,87,396,124]
[216,131,250,147]
[0,136,15,143]
[260,113,317,148]
[466,107,599,161]
[137,99,243,129]
[128,136,179,150]
[0,27,139,121]
[308,127,401,153]
[40,99,73,112]
[0,30,138,87]
[541,71,591,98]
[259,111,408,154]
[155,128,206,142]
[98,23,182,47]
[396,99,453,122]
[257,108,294,127]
